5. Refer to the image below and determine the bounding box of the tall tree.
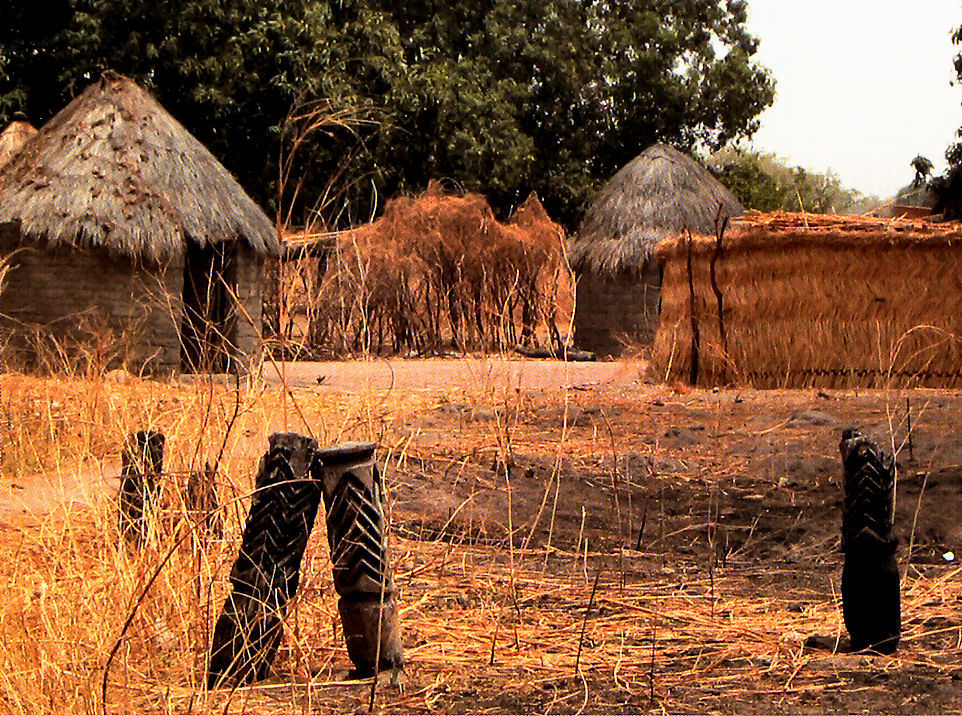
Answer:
[366,0,774,224]
[0,0,774,228]
[929,23,962,217]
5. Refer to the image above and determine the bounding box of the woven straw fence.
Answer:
[651,213,962,388]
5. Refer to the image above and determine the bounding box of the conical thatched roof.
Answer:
[569,144,743,275]
[0,71,277,262]
[0,117,38,169]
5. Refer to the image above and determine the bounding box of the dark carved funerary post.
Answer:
[186,462,224,538]
[118,430,165,541]
[207,433,322,687]
[839,428,900,654]
[313,442,404,677]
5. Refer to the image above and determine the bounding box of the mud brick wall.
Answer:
[573,262,661,356]
[233,243,265,371]
[1,221,270,373]
[0,223,183,372]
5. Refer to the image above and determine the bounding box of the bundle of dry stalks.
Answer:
[276,184,568,356]
[652,211,962,388]
[0,252,11,294]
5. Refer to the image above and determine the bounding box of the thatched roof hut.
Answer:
[0,72,277,373]
[569,144,743,276]
[0,70,276,262]
[569,144,743,355]
[652,211,962,388]
[0,116,37,169]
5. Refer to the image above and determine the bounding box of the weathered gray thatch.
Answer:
[569,144,743,275]
[0,118,38,169]
[0,71,277,262]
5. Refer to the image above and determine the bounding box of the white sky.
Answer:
[744,0,960,198]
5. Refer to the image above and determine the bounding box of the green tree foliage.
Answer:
[0,0,774,228]
[895,177,933,209]
[929,23,962,218]
[711,149,878,214]
[911,155,934,188]
[0,0,393,223]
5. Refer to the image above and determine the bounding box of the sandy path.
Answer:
[261,357,648,395]
[1,358,648,523]
[0,457,121,522]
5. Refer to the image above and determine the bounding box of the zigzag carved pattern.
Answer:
[841,435,895,546]
[323,468,387,592]
[229,449,322,597]
[208,445,322,686]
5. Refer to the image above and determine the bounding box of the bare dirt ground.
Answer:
[4,359,962,713]
[0,457,119,519]
[262,356,648,394]
[256,360,962,712]
[371,377,962,714]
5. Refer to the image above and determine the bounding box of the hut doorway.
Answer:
[180,241,237,372]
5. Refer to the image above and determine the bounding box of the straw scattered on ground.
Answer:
[1,366,961,713]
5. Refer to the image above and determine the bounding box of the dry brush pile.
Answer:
[275,184,569,356]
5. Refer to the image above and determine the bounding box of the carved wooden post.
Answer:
[314,442,403,677]
[207,433,322,687]
[186,462,223,538]
[118,430,164,541]
[839,428,900,653]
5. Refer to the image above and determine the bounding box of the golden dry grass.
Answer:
[3,501,962,713]
[1,368,961,713]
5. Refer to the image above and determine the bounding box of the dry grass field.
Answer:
[1,358,962,713]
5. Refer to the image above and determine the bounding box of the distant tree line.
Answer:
[710,149,879,215]
[0,0,775,229]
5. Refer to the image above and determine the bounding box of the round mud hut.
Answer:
[568,144,742,356]
[0,72,278,373]
[0,115,37,169]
